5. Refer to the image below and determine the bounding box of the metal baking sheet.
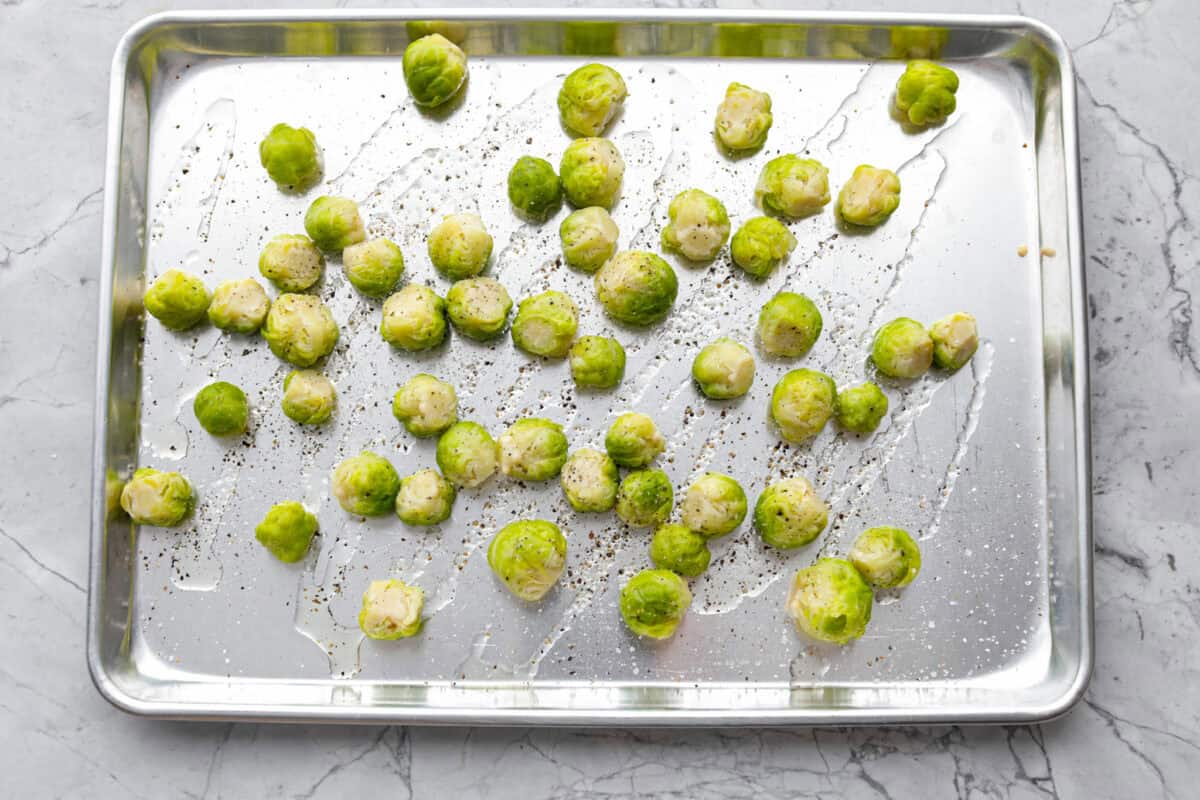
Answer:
[89,10,1091,724]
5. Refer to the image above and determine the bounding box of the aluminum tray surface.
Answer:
[90,11,1090,724]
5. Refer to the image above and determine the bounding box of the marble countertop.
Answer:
[2,0,1197,796]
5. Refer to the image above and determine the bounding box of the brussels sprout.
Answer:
[834,382,888,434]
[619,568,692,639]
[559,448,619,512]
[692,338,755,400]
[594,250,678,325]
[895,60,959,127]
[559,206,619,273]
[281,369,336,425]
[342,238,404,297]
[890,26,948,59]
[358,579,424,639]
[754,155,830,219]
[770,368,836,443]
[407,20,467,44]
[605,412,664,468]
[560,137,625,210]
[507,156,562,220]
[615,469,673,528]
[402,33,468,108]
[649,524,711,577]
[331,451,401,516]
[836,165,901,227]
[303,196,366,252]
[487,519,568,601]
[258,123,323,192]
[512,290,579,358]
[681,473,747,538]
[569,335,625,389]
[557,63,628,137]
[731,216,797,278]
[445,277,512,340]
[929,311,979,371]
[661,188,730,262]
[380,284,448,351]
[754,476,829,549]
[849,526,922,588]
[207,278,270,334]
[392,373,457,437]
[436,421,500,488]
[120,468,193,527]
[258,234,324,292]
[427,213,493,279]
[192,381,249,436]
[143,269,210,331]
[254,501,318,562]
[498,418,569,481]
[786,558,873,644]
[714,82,773,152]
[757,291,823,358]
[395,468,456,526]
[262,293,339,366]
[871,317,933,379]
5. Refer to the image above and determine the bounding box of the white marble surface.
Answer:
[1,0,1197,796]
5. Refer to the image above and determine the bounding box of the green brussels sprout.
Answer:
[498,418,569,481]
[890,26,949,59]
[680,472,747,538]
[342,238,404,297]
[254,501,318,562]
[661,188,730,261]
[392,373,457,437]
[303,196,366,252]
[569,335,625,389]
[619,568,692,639]
[487,519,568,601]
[615,468,673,528]
[594,250,678,325]
[786,558,873,644]
[262,293,339,366]
[120,468,193,527]
[331,451,401,516]
[649,523,711,577]
[436,421,500,488]
[559,448,619,512]
[380,284,447,351]
[605,412,664,468]
[754,476,829,549]
[754,155,830,219]
[258,233,325,292]
[559,206,619,273]
[770,368,836,443]
[560,137,625,210]
[511,290,579,358]
[692,338,755,399]
[895,60,959,127]
[207,278,270,334]
[281,369,336,425]
[402,33,468,108]
[731,216,797,278]
[445,277,512,340]
[394,468,456,526]
[557,63,628,137]
[407,20,467,44]
[714,82,773,152]
[834,382,888,434]
[507,156,562,220]
[143,269,210,331]
[358,579,424,639]
[836,165,901,227]
[427,213,493,279]
[192,380,249,436]
[929,311,979,370]
[757,291,823,358]
[871,317,933,379]
[258,123,323,191]
[849,526,922,588]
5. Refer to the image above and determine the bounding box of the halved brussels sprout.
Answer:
[895,60,959,127]
[507,156,562,221]
[661,188,730,262]
[560,137,625,210]
[730,216,797,278]
[511,290,578,358]
[262,293,339,366]
[143,269,210,331]
[569,335,625,389]
[428,213,493,280]
[605,412,664,468]
[254,501,318,562]
[757,291,823,358]
[649,524,711,577]
[558,63,628,137]
[193,380,249,436]
[714,82,773,152]
[487,519,568,601]
[208,278,270,334]
[359,579,424,639]
[560,206,619,273]
[692,338,755,399]
[342,238,404,297]
[446,277,512,340]
[836,165,901,227]
[258,123,323,191]
[498,418,569,481]
[258,234,325,292]
[871,317,933,379]
[380,284,448,352]
[281,370,336,425]
[754,156,830,218]
[849,526,922,588]
[436,421,500,488]
[754,476,829,549]
[619,568,692,639]
[594,250,678,325]
[786,558,873,644]
[834,382,888,434]
[770,368,836,443]
[403,33,468,108]
[120,468,194,527]
[615,468,673,528]
[395,468,456,526]
[303,196,366,252]
[560,448,620,512]
[392,373,457,437]
[929,312,979,370]
[331,451,401,516]
[680,473,747,538]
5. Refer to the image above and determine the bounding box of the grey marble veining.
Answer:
[1,0,1197,797]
